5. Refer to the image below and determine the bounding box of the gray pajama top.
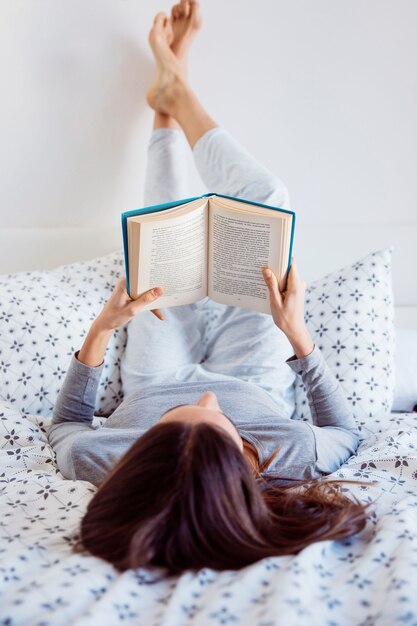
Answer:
[47,345,360,487]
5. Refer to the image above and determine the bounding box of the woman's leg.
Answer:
[146,10,290,210]
[120,4,207,398]
[193,127,296,416]
[144,10,296,416]
[143,118,190,207]
[193,127,291,210]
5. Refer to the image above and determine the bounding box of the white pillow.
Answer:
[392,328,417,412]
[0,251,125,417]
[293,248,395,438]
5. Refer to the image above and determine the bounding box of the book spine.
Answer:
[121,214,130,295]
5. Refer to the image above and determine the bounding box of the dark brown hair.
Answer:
[75,421,371,575]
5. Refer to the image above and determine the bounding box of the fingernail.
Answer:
[263,269,272,278]
[153,287,163,296]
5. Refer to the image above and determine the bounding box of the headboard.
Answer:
[1,223,416,328]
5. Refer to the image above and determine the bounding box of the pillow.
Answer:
[293,248,395,439]
[0,246,397,432]
[0,250,125,417]
[392,328,417,412]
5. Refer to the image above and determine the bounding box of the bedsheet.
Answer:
[1,403,417,626]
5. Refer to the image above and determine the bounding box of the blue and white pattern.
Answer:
[294,249,396,440]
[1,247,416,626]
[0,251,126,417]
[1,402,417,625]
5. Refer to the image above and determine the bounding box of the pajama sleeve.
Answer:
[286,345,361,475]
[47,352,104,480]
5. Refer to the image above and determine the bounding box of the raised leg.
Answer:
[146,7,290,209]
[144,0,203,206]
[192,127,291,210]
[121,3,206,398]
[121,119,205,397]
[143,123,190,207]
[191,123,295,415]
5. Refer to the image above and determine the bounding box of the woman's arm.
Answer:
[262,259,359,431]
[52,277,165,423]
[286,345,360,474]
[48,278,165,478]
[262,259,314,359]
[262,260,360,475]
[286,346,359,433]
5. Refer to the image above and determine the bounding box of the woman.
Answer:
[48,0,368,575]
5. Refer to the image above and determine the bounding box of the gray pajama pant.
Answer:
[120,127,296,418]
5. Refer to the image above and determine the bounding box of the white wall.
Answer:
[0,0,416,290]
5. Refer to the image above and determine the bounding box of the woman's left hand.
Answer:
[95,277,165,331]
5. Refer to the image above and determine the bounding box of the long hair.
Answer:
[75,421,370,575]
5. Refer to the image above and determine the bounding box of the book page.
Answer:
[208,196,293,295]
[128,197,210,224]
[134,201,208,309]
[208,204,284,314]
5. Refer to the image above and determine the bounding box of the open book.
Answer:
[121,193,295,315]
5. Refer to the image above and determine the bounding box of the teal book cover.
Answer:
[121,193,295,299]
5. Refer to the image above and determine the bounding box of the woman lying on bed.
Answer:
[47,0,369,575]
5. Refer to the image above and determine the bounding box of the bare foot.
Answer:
[170,0,202,73]
[146,13,187,115]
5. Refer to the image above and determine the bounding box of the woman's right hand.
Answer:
[94,277,164,331]
[262,258,315,358]
[77,277,165,368]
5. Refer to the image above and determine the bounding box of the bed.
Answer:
[1,223,417,625]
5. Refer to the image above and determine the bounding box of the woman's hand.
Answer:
[262,258,314,359]
[77,278,164,367]
[94,277,165,332]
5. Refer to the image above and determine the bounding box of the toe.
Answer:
[150,11,173,46]
[171,4,180,20]
[155,11,172,33]
[189,1,200,11]
[177,1,186,19]
[189,1,202,27]
[181,0,191,18]
[154,12,168,27]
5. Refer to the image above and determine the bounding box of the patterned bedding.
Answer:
[1,402,417,626]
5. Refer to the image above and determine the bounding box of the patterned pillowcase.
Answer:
[293,248,395,438]
[0,250,125,417]
[0,246,396,433]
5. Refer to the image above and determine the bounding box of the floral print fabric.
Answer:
[1,403,417,625]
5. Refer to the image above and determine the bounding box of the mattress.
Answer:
[1,402,417,625]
